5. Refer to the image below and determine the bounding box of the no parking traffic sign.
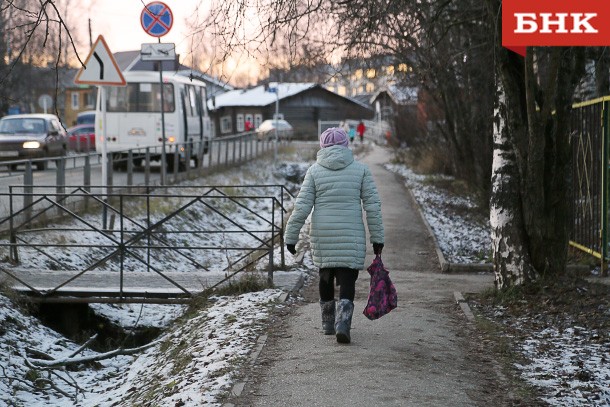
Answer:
[141,1,173,38]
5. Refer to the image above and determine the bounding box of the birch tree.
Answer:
[488,0,585,288]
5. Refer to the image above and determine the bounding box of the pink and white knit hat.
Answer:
[320,127,349,148]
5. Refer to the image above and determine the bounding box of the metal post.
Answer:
[84,155,91,192]
[601,101,609,277]
[159,58,167,186]
[206,139,213,169]
[280,190,285,267]
[120,195,124,299]
[56,158,65,216]
[238,136,242,162]
[107,154,113,195]
[101,86,109,230]
[147,191,151,273]
[225,139,229,165]
[145,148,151,186]
[127,150,134,186]
[187,142,192,175]
[101,85,108,196]
[217,138,222,166]
[9,186,18,263]
[24,161,33,223]
[268,198,275,285]
[173,147,179,180]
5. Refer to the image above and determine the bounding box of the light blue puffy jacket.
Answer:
[285,145,384,269]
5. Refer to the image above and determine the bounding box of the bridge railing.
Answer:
[0,132,290,222]
[0,184,293,303]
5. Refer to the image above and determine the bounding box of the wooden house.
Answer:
[209,83,373,138]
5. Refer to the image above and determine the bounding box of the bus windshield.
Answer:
[106,83,175,113]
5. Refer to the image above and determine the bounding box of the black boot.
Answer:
[335,299,354,344]
[320,300,336,335]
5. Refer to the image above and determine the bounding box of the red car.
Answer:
[67,124,95,152]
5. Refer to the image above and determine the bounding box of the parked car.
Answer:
[67,124,96,152]
[76,110,96,125]
[0,113,68,170]
[256,119,293,140]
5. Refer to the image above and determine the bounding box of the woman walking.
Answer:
[284,127,384,344]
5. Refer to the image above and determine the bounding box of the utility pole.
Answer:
[268,82,279,161]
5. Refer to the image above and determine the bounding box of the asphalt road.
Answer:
[228,144,504,407]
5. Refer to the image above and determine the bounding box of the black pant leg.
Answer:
[319,268,335,301]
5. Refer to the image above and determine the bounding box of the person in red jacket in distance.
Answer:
[356,120,366,143]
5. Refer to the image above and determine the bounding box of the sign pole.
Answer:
[100,85,108,229]
[140,2,174,185]
[159,40,167,186]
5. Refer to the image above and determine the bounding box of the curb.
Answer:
[395,171,449,272]
[453,291,475,322]
[393,171,592,276]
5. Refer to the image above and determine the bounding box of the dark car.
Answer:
[0,114,68,170]
[67,124,96,152]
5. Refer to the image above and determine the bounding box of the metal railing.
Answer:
[0,185,293,303]
[0,132,289,220]
[570,96,610,276]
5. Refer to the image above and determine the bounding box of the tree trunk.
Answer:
[487,0,585,289]
[491,59,537,287]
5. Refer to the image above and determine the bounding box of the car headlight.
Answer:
[23,141,41,149]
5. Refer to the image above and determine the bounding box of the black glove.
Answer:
[373,243,384,255]
[287,244,296,255]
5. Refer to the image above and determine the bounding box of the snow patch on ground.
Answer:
[0,148,315,406]
[385,163,491,263]
[387,158,609,407]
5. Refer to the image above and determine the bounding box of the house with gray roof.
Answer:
[209,83,373,138]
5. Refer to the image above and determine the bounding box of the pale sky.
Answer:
[76,1,261,85]
[79,0,205,56]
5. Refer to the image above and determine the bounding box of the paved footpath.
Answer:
[229,144,502,406]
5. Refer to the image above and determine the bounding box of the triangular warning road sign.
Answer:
[74,35,126,86]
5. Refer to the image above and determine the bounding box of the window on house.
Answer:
[366,82,375,93]
[220,116,232,133]
[71,93,79,110]
[366,69,376,79]
[236,114,244,132]
[84,92,95,109]
[254,114,263,129]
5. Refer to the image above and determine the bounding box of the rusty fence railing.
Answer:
[570,96,610,276]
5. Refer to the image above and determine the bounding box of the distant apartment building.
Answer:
[268,55,416,105]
